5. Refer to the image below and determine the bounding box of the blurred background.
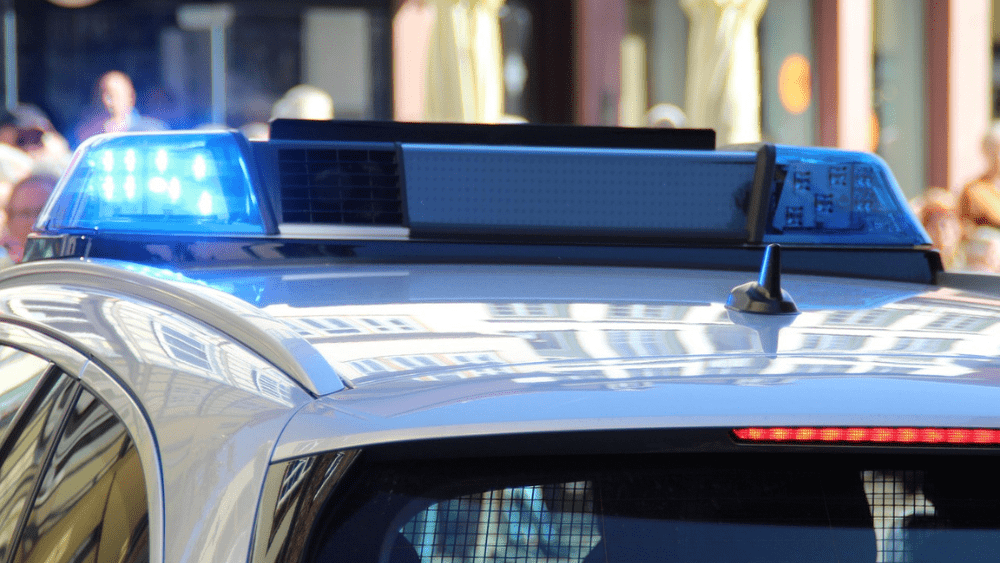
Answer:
[1,0,998,204]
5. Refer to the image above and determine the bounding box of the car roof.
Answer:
[176,260,1000,389]
[181,260,1000,458]
[6,256,1000,459]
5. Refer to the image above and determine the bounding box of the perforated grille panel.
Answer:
[402,145,755,237]
[278,147,403,225]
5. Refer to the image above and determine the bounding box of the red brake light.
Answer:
[732,427,1000,445]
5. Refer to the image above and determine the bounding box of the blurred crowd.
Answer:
[0,103,70,267]
[0,69,336,266]
[0,70,178,266]
[0,66,993,275]
[912,122,1000,273]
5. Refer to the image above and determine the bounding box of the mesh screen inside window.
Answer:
[401,483,599,563]
[312,454,1000,563]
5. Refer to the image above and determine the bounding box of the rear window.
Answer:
[305,453,1000,563]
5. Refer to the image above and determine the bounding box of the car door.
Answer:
[0,361,150,563]
[0,358,69,563]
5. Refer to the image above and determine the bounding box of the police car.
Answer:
[0,119,998,563]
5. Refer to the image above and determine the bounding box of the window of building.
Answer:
[925,314,1000,333]
[489,303,565,318]
[608,330,686,357]
[158,323,213,372]
[293,317,362,337]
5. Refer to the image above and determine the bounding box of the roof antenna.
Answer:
[727,244,798,358]
[726,244,798,315]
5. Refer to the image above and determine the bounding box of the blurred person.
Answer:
[0,110,34,188]
[8,104,72,176]
[646,103,687,128]
[918,187,966,271]
[74,71,167,145]
[958,121,1000,230]
[271,85,335,121]
[964,225,1000,273]
[192,122,230,131]
[144,86,188,129]
[0,173,58,264]
[243,85,335,141]
[498,114,528,124]
[240,121,270,141]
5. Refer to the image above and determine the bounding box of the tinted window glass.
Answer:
[311,453,1000,563]
[0,349,54,440]
[0,372,74,563]
[12,387,149,563]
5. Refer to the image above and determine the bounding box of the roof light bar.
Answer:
[399,144,929,246]
[402,145,758,240]
[733,427,1000,446]
[269,118,718,149]
[34,125,931,249]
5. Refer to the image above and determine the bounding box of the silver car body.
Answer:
[0,257,998,562]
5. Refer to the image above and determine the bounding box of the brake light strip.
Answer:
[733,427,1000,445]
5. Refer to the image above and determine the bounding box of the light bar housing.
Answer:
[31,121,933,255]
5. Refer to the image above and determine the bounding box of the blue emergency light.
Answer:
[34,122,930,249]
[40,131,267,235]
[763,146,927,246]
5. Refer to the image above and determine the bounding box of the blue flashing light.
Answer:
[763,146,931,246]
[124,149,136,173]
[193,154,207,181]
[155,149,168,174]
[38,131,267,235]
[198,191,213,215]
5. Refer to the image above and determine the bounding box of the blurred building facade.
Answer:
[7,0,1000,199]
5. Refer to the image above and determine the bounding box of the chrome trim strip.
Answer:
[0,321,88,375]
[278,223,410,241]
